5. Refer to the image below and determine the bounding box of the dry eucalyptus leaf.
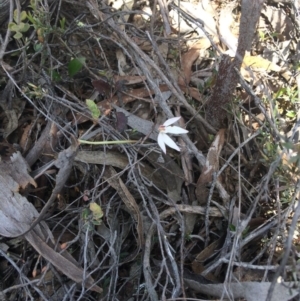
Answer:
[113,105,158,140]
[169,8,196,34]
[75,150,166,190]
[184,279,298,301]
[262,5,294,41]
[1,151,37,190]
[192,237,224,276]
[0,172,41,237]
[172,0,217,38]
[0,153,50,238]
[243,53,281,72]
[178,45,201,86]
[25,231,103,293]
[0,152,102,293]
[92,78,112,96]
[178,39,212,88]
[115,111,128,132]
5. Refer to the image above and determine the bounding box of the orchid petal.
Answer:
[162,133,180,151]
[157,133,166,154]
[163,116,181,127]
[165,126,188,135]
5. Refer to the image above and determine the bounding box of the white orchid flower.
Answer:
[157,116,188,154]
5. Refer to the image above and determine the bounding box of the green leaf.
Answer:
[82,208,90,221]
[90,202,103,218]
[8,22,19,32]
[86,99,100,119]
[24,23,30,32]
[229,224,236,231]
[90,202,103,224]
[20,11,27,21]
[13,10,18,23]
[18,22,30,32]
[286,110,296,118]
[76,21,85,27]
[13,10,27,23]
[92,219,101,225]
[33,42,43,52]
[282,142,294,150]
[59,17,66,30]
[26,12,36,25]
[13,32,23,39]
[51,70,62,81]
[68,57,85,77]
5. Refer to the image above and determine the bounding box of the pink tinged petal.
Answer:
[163,116,181,127]
[157,133,167,154]
[165,126,188,134]
[163,134,180,152]
[158,125,165,132]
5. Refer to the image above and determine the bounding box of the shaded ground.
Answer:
[0,0,300,300]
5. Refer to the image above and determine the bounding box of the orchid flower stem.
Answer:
[78,139,137,145]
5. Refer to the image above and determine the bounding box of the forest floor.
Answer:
[0,0,300,300]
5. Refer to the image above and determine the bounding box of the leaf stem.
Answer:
[78,139,137,145]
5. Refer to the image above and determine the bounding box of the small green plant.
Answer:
[81,208,94,231]
[279,187,295,204]
[185,233,192,241]
[50,70,62,82]
[86,99,101,120]
[8,10,30,39]
[286,110,296,119]
[81,203,104,232]
[27,0,66,44]
[273,86,298,124]
[258,30,266,41]
[229,224,236,232]
[89,202,104,225]
[274,86,298,103]
[26,83,45,98]
[59,17,66,31]
[68,56,86,77]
